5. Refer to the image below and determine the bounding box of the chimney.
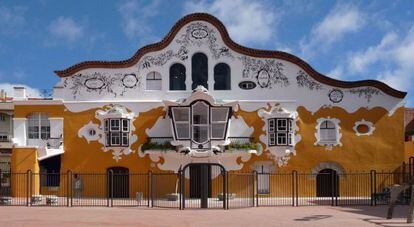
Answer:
[13,87,27,100]
[0,89,5,100]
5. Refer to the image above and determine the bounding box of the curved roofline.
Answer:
[54,13,407,99]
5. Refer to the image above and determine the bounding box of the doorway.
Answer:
[107,167,129,198]
[316,169,339,197]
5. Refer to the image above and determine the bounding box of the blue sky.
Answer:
[0,0,413,106]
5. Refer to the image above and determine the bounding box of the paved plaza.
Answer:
[0,205,413,226]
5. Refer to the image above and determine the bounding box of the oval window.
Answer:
[89,129,96,136]
[239,81,256,90]
[356,124,369,134]
[353,120,375,136]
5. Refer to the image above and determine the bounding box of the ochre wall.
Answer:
[11,103,406,199]
[11,147,40,196]
[235,106,405,173]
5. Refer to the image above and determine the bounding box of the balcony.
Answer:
[223,137,259,153]
[141,137,175,152]
[0,134,11,142]
[27,137,64,161]
[141,137,259,154]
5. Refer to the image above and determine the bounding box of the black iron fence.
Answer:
[0,169,413,209]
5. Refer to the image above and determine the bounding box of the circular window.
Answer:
[356,124,369,134]
[353,120,375,136]
[89,129,96,136]
[239,81,256,90]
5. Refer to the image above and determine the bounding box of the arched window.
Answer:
[192,53,208,90]
[146,71,162,90]
[214,63,231,90]
[28,113,50,139]
[319,120,337,142]
[169,63,186,90]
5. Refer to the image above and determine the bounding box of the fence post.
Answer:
[26,170,32,206]
[181,169,186,210]
[292,170,297,207]
[66,170,71,207]
[226,171,229,210]
[370,170,376,206]
[254,171,258,207]
[106,170,111,207]
[151,172,155,208]
[331,171,334,206]
[0,169,2,195]
[110,170,114,207]
[251,171,255,207]
[178,170,182,210]
[147,171,151,208]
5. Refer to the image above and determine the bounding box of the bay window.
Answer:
[268,118,293,146]
[104,119,130,147]
[170,101,231,148]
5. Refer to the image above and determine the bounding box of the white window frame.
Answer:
[172,107,191,140]
[314,117,342,148]
[191,102,210,144]
[105,118,130,147]
[27,113,50,140]
[210,107,229,140]
[268,118,293,147]
[145,71,162,91]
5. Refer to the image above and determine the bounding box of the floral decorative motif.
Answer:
[328,89,344,103]
[239,56,289,88]
[349,87,381,102]
[63,72,141,99]
[296,70,324,91]
[176,22,234,60]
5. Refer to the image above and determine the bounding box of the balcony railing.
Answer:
[27,137,63,149]
[0,134,11,142]
[142,137,175,152]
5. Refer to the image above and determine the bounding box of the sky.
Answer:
[0,0,413,106]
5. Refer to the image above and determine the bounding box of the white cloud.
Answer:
[0,5,26,35]
[332,25,414,100]
[0,83,41,98]
[348,32,398,73]
[300,3,365,58]
[183,0,278,45]
[48,17,84,42]
[327,65,344,80]
[375,26,414,91]
[118,0,161,40]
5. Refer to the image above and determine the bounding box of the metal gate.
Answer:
[181,163,226,209]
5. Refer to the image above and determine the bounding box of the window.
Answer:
[146,71,162,90]
[319,120,337,142]
[268,118,293,146]
[257,164,272,194]
[28,113,50,140]
[169,63,186,90]
[214,63,231,90]
[104,119,130,147]
[211,107,229,139]
[0,134,8,141]
[170,102,231,145]
[172,107,190,139]
[0,114,5,121]
[239,81,256,90]
[192,102,209,144]
[192,53,208,89]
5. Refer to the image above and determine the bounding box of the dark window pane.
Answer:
[214,63,231,90]
[169,63,186,90]
[191,53,208,89]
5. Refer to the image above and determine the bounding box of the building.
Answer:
[0,90,13,172]
[6,13,409,204]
